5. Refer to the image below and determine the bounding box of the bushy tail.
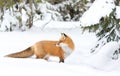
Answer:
[5,47,34,58]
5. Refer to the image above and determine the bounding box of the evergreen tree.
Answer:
[57,0,89,21]
[36,0,91,21]
[0,0,39,31]
[82,5,120,53]
[0,0,94,31]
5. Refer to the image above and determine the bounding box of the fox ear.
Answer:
[61,33,67,37]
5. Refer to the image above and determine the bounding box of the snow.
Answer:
[0,27,120,76]
[116,6,120,19]
[37,2,63,21]
[80,0,115,26]
[85,42,120,70]
[1,9,18,31]
[33,20,80,30]
[0,0,120,76]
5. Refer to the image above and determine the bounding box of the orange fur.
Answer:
[5,33,74,63]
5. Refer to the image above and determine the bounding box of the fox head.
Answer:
[57,33,74,50]
[57,33,68,44]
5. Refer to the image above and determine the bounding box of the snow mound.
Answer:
[87,41,120,70]
[66,41,120,70]
[80,0,115,26]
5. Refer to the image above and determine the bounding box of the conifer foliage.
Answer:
[82,7,120,53]
[0,0,91,31]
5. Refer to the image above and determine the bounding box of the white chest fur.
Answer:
[59,43,73,58]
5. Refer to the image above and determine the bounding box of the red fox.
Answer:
[5,33,74,62]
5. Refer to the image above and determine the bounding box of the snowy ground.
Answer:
[0,0,120,75]
[0,24,120,76]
